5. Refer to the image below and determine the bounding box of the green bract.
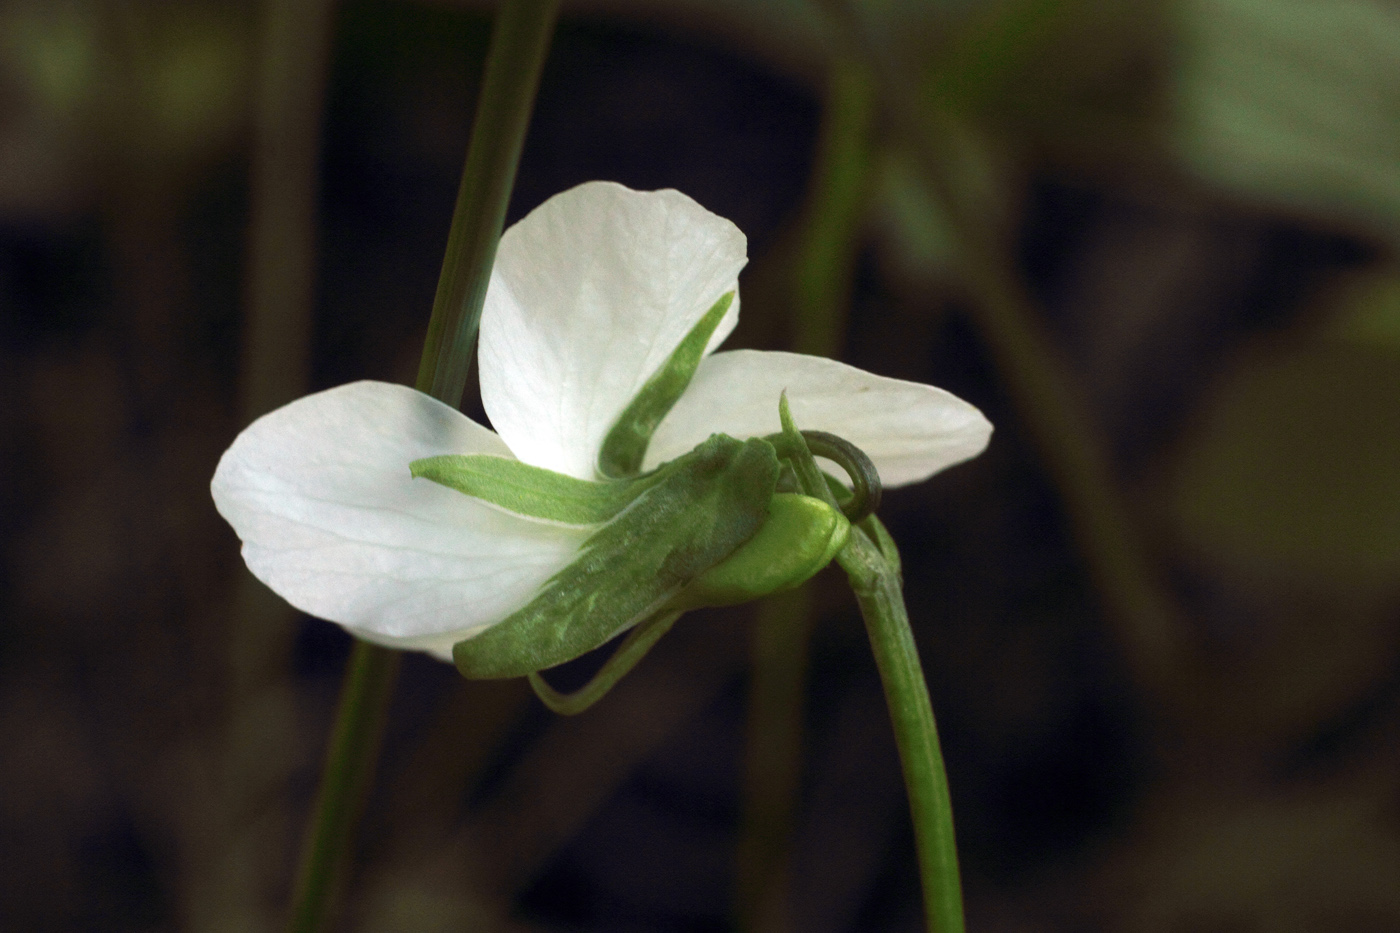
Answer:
[408,402,856,699]
[437,425,858,682]
[409,453,662,524]
[598,290,734,479]
[450,433,780,679]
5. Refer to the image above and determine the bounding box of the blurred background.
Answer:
[3,0,1400,930]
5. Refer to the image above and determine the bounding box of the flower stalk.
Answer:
[838,520,964,933]
[284,2,559,930]
[419,0,561,406]
[776,401,964,933]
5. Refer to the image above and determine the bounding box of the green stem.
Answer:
[776,405,961,933]
[735,586,814,932]
[417,0,561,405]
[287,641,399,933]
[838,519,964,933]
[285,2,559,930]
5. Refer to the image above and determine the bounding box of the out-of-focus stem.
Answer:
[790,59,877,359]
[735,586,814,933]
[826,0,1186,708]
[736,57,874,933]
[230,0,335,724]
[287,642,399,933]
[417,0,560,406]
[239,0,333,430]
[956,256,1184,699]
[286,2,559,930]
[195,2,336,931]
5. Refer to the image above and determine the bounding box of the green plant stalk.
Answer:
[838,519,964,933]
[197,0,334,929]
[736,56,875,933]
[735,585,814,932]
[285,2,559,930]
[286,641,399,933]
[418,0,560,406]
[776,404,962,933]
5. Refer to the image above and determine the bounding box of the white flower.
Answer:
[211,181,991,660]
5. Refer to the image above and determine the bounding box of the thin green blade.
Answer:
[411,453,658,524]
[597,290,734,479]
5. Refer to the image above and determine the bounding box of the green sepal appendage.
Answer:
[454,433,778,679]
[597,290,734,479]
[410,453,663,525]
[527,609,681,715]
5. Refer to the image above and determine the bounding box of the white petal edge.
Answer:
[210,381,589,656]
[479,181,747,479]
[643,350,993,487]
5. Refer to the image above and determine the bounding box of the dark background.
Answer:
[3,0,1399,930]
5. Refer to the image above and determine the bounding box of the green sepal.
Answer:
[454,433,779,679]
[409,453,661,525]
[669,493,850,611]
[776,392,841,508]
[597,290,735,479]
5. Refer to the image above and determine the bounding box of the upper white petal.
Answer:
[210,381,588,652]
[643,350,992,487]
[479,181,747,479]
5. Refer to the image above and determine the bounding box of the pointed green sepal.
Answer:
[767,392,882,521]
[410,453,659,524]
[776,390,840,508]
[597,290,734,478]
[669,492,850,611]
[453,433,779,679]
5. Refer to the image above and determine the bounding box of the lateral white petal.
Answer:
[210,381,588,651]
[644,350,993,487]
[479,181,747,479]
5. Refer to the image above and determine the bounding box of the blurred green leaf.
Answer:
[0,3,99,117]
[871,145,960,279]
[1323,270,1400,354]
[1175,0,1400,243]
[1170,342,1400,582]
[921,0,1171,165]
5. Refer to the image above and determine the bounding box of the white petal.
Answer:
[643,350,992,487]
[479,181,747,479]
[210,381,588,653]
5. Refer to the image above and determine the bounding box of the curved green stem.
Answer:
[285,2,559,930]
[839,519,964,933]
[777,401,962,932]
